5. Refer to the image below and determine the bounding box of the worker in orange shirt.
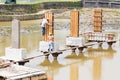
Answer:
[48,33,54,52]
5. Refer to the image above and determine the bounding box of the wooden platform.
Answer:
[0,56,29,65]
[66,42,98,52]
[88,40,116,43]
[0,64,47,80]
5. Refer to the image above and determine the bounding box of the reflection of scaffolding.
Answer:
[38,45,116,80]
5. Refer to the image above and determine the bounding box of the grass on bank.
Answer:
[0,0,80,4]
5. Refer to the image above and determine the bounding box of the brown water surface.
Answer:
[0,20,120,80]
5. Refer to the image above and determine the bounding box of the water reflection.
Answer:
[93,58,101,80]
[40,57,62,67]
[70,64,78,80]
[21,32,119,80]
[40,57,64,80]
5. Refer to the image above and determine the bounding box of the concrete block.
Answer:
[39,41,49,52]
[53,42,59,51]
[66,37,85,47]
[5,47,26,61]
[39,41,59,52]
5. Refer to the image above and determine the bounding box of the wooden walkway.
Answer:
[0,42,98,66]
[0,64,47,80]
[0,41,114,68]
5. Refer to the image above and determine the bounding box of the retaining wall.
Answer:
[82,0,120,8]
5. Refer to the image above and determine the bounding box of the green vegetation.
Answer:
[104,9,120,15]
[0,0,82,21]
[1,0,80,4]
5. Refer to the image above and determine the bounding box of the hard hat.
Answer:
[49,32,52,35]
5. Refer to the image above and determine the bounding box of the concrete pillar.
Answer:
[5,18,26,61]
[70,11,79,37]
[95,0,99,8]
[82,0,85,7]
[12,18,20,48]
[44,12,54,41]
[108,2,111,8]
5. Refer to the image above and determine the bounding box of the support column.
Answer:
[94,9,102,32]
[12,18,20,48]
[44,12,54,41]
[66,11,83,51]
[5,18,26,61]
[39,12,59,52]
[70,11,79,37]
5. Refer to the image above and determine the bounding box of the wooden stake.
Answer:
[70,11,79,37]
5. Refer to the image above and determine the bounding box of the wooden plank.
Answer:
[0,65,46,80]
[94,17,102,22]
[70,11,79,37]
[31,76,39,80]
[38,74,47,80]
[44,12,54,41]
[22,77,30,80]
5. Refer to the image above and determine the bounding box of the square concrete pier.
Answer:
[5,47,27,61]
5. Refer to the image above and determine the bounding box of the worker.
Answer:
[41,18,51,36]
[47,33,54,52]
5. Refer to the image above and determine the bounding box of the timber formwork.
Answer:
[70,11,79,37]
[44,12,54,41]
[94,9,102,32]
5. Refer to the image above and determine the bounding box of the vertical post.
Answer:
[70,11,79,37]
[12,18,20,48]
[95,0,99,7]
[82,0,85,7]
[44,12,54,41]
[94,9,102,32]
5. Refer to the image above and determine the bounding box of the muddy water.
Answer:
[0,20,120,80]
